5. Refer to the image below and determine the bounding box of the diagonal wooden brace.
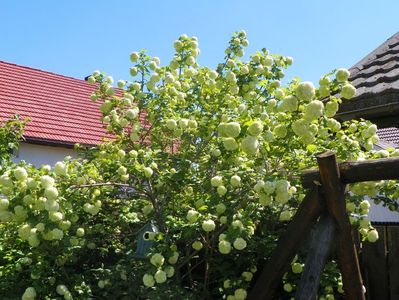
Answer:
[316,151,365,300]
[295,212,336,300]
[248,188,324,300]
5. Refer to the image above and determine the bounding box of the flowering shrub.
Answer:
[1,31,399,299]
[0,116,26,163]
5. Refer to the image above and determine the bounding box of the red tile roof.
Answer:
[0,61,125,146]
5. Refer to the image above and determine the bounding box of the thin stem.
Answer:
[176,224,227,273]
[186,246,194,288]
[202,232,210,300]
[146,179,165,232]
[70,182,130,189]
[70,182,149,198]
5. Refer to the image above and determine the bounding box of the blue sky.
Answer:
[1,1,398,85]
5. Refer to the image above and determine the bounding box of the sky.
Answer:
[1,1,398,85]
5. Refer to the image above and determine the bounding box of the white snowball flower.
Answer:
[202,220,216,232]
[336,68,350,82]
[296,82,315,102]
[233,238,247,250]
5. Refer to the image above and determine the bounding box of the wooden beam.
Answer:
[248,188,324,300]
[302,156,399,188]
[316,151,365,300]
[295,213,336,300]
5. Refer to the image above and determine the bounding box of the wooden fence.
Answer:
[359,225,399,300]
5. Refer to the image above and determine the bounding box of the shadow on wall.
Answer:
[12,142,77,167]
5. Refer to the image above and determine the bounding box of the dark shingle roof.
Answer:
[349,32,399,97]
[337,32,399,121]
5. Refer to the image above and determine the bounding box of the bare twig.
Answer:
[70,182,131,189]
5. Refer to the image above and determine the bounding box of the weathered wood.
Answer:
[388,226,399,300]
[301,156,399,188]
[248,188,324,300]
[361,226,389,300]
[316,151,365,300]
[352,228,362,256]
[295,213,336,300]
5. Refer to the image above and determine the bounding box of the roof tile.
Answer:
[377,127,399,146]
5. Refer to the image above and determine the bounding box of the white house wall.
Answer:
[12,142,77,167]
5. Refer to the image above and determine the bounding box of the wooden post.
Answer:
[316,151,365,300]
[295,213,336,300]
[248,188,323,300]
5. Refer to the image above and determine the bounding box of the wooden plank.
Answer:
[362,254,371,300]
[301,156,399,188]
[295,213,336,300]
[316,151,365,300]
[388,226,399,300]
[361,226,389,300]
[248,188,324,300]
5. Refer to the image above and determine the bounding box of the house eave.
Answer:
[336,91,399,123]
[23,136,97,149]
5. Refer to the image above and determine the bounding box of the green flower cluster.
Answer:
[0,31,396,299]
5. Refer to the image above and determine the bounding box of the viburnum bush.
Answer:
[1,31,399,299]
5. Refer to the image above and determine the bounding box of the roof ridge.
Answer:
[0,60,91,84]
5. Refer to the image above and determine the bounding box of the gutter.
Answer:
[23,136,97,149]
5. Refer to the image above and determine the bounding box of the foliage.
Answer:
[0,115,26,164]
[1,31,398,300]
